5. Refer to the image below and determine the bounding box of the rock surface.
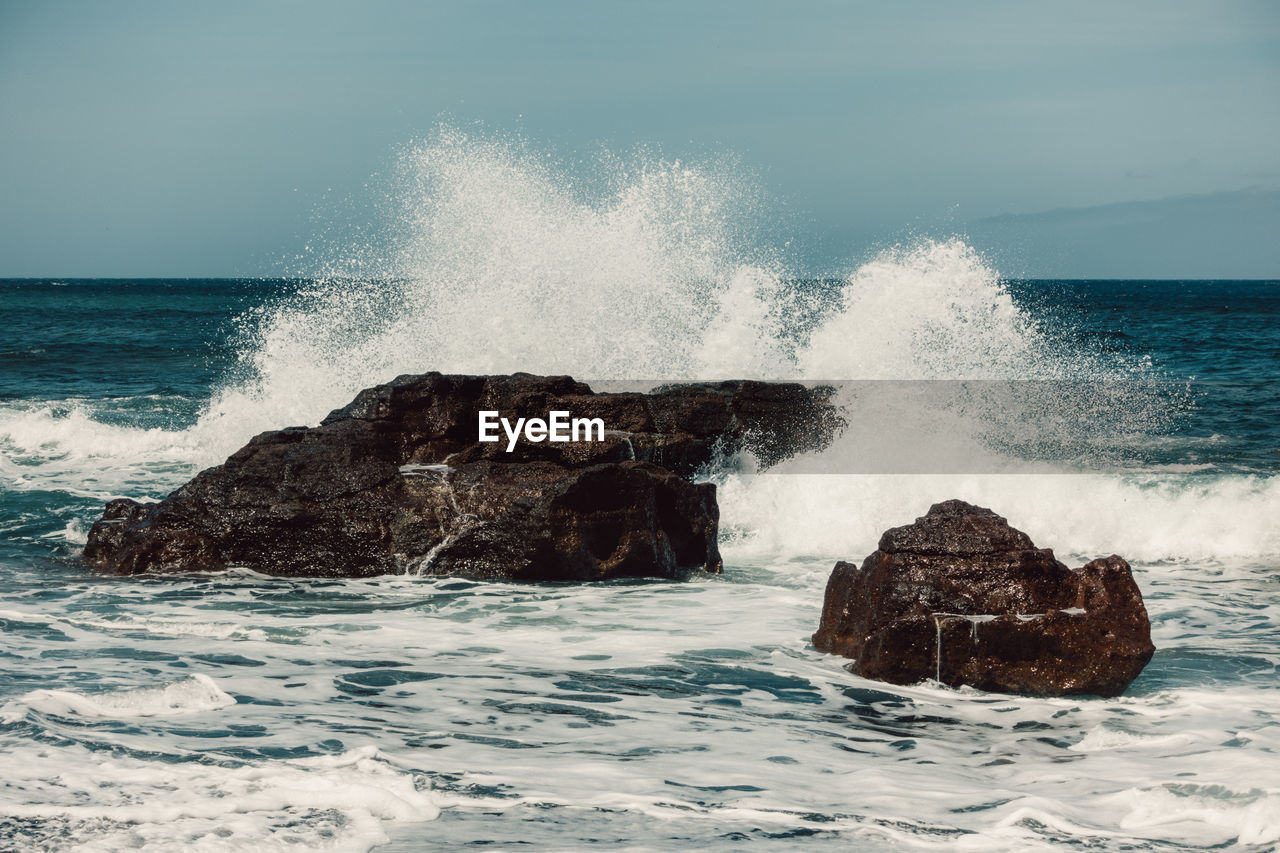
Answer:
[812,500,1154,697]
[85,372,841,580]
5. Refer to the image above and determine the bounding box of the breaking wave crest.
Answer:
[200,128,1145,457]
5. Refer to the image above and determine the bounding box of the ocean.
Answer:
[1,141,1278,851]
[2,267,1277,852]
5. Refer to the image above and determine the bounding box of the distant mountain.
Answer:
[964,189,1280,279]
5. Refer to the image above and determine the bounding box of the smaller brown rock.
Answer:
[812,500,1155,697]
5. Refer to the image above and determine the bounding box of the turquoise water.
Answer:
[1,272,1278,851]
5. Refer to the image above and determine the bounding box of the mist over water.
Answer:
[1,128,1278,850]
[121,130,1165,477]
[216,130,1148,433]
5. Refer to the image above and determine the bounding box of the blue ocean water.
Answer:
[1,267,1278,851]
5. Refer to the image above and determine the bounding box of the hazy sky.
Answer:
[1,0,1277,277]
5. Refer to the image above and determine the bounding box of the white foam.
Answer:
[38,517,90,545]
[0,607,276,642]
[0,402,199,496]
[716,470,1280,563]
[0,744,439,852]
[1069,725,1194,752]
[0,557,1274,850]
[4,674,236,721]
[1113,785,1280,847]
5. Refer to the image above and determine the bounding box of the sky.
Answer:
[1,0,1277,278]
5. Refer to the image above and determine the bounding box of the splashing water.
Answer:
[200,129,790,449]
[196,129,1145,461]
[0,126,1269,561]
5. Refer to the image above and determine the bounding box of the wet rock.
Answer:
[322,372,843,476]
[812,500,1155,697]
[85,372,840,579]
[398,460,721,581]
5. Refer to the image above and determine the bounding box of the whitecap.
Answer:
[4,673,236,720]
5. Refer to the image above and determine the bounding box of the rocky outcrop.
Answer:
[85,372,841,580]
[812,500,1154,697]
[318,372,842,475]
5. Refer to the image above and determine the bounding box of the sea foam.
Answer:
[3,673,236,721]
[0,743,439,852]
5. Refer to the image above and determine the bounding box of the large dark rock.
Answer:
[812,500,1154,697]
[85,372,841,580]
[318,372,842,475]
